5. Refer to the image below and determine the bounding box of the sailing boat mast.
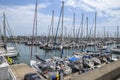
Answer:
[60,1,64,58]
[73,13,75,39]
[52,10,54,40]
[76,13,84,43]
[47,10,54,43]
[103,26,106,38]
[61,1,64,43]
[54,1,64,46]
[117,26,119,44]
[117,26,119,38]
[35,0,38,41]
[94,12,97,39]
[86,17,88,39]
[30,0,38,60]
[0,25,1,37]
[81,13,84,39]
[3,12,7,50]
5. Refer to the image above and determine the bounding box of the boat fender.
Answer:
[56,73,60,80]
[51,74,56,80]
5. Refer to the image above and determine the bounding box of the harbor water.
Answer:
[8,43,120,65]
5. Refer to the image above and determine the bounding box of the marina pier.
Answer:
[65,59,120,80]
[9,63,45,80]
[7,59,120,80]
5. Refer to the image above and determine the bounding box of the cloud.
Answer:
[0,3,72,36]
[64,0,95,12]
[62,0,120,32]
[63,0,120,16]
[0,0,119,37]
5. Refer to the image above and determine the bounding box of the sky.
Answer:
[0,0,120,37]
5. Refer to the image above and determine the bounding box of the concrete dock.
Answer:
[117,77,120,80]
[65,59,120,80]
[10,63,45,80]
[9,60,120,80]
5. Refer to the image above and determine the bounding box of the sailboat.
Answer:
[111,46,120,53]
[30,1,72,79]
[0,12,18,58]
[41,11,54,50]
[0,12,20,79]
[111,26,120,54]
[30,0,53,77]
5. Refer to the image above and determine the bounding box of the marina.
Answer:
[5,42,120,80]
[0,0,120,80]
[0,43,120,80]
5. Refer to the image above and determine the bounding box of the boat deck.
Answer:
[117,77,120,80]
[64,63,108,80]
[10,63,46,80]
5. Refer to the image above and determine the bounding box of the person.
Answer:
[3,45,7,50]
[48,72,52,80]
[60,71,63,80]
[51,74,56,80]
[59,64,64,80]
[56,71,60,80]
[60,48,64,58]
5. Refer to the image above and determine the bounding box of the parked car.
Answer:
[24,73,42,80]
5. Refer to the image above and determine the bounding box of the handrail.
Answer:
[8,68,17,80]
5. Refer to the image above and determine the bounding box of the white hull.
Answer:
[30,60,42,73]
[98,46,107,50]
[1,52,18,57]
[111,48,120,53]
[0,47,18,57]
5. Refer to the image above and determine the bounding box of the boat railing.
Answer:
[1,56,17,80]
[8,68,17,80]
